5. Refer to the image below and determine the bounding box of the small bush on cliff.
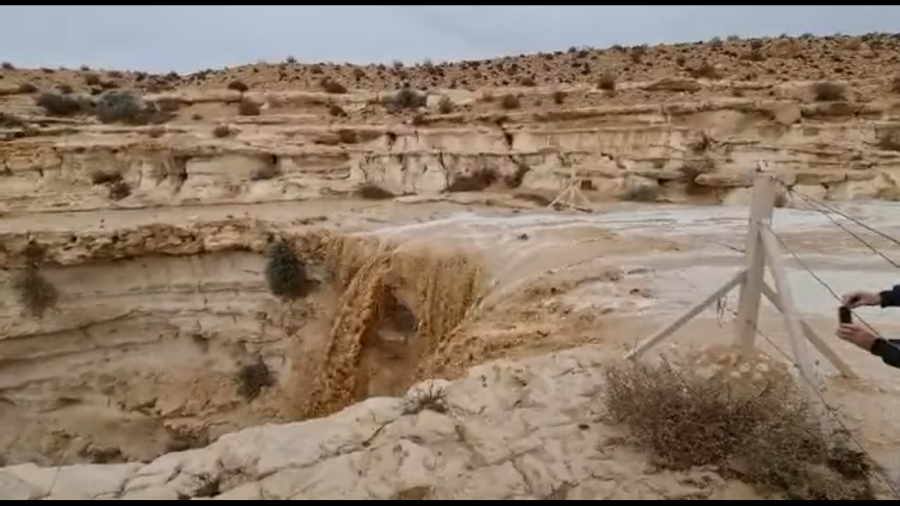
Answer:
[108,180,132,201]
[265,239,309,299]
[238,98,261,116]
[552,90,567,104]
[603,360,874,500]
[499,93,521,110]
[320,78,347,94]
[13,265,59,319]
[95,91,163,125]
[812,81,847,102]
[35,92,90,117]
[227,80,249,93]
[236,357,275,401]
[212,124,232,138]
[383,87,427,113]
[598,73,616,91]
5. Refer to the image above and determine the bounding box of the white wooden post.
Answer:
[623,170,854,383]
[760,227,831,433]
[734,173,777,353]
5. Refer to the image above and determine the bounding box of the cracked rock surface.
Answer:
[0,346,757,500]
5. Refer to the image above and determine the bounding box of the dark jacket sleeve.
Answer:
[871,338,900,369]
[880,286,900,307]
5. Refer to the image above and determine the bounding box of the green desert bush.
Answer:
[264,239,309,299]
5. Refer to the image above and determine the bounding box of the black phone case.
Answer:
[839,306,853,324]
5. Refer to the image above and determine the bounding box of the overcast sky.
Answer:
[1,6,899,73]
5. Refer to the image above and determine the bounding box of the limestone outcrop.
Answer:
[0,348,762,500]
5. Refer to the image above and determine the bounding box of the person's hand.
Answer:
[836,323,878,351]
[841,291,881,308]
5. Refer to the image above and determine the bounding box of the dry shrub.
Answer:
[321,78,347,94]
[236,357,275,401]
[499,93,520,110]
[328,103,347,117]
[212,124,232,138]
[812,81,847,101]
[598,73,616,91]
[238,98,261,116]
[227,80,249,93]
[12,266,59,318]
[355,182,395,200]
[603,360,875,500]
[552,90,567,104]
[630,45,647,64]
[264,239,310,299]
[0,112,26,128]
[95,92,168,125]
[108,180,132,201]
[35,92,90,117]
[383,87,427,113]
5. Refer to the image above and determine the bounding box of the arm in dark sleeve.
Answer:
[870,338,900,368]
[880,286,900,307]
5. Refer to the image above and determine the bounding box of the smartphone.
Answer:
[839,306,853,324]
